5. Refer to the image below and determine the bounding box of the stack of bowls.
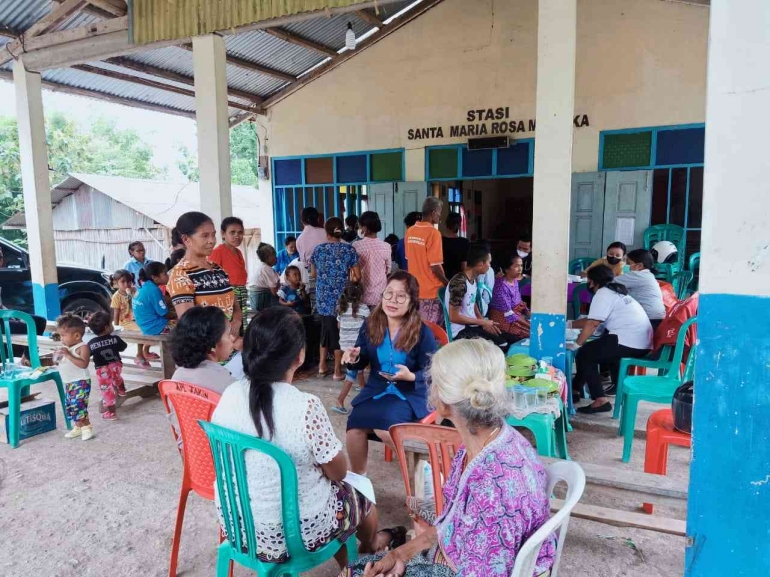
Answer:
[506,354,537,386]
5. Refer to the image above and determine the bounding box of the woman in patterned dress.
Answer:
[489,254,531,340]
[309,217,361,379]
[345,339,556,577]
[166,211,243,345]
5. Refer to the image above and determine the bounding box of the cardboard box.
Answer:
[0,398,56,443]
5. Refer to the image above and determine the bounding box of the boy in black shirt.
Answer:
[87,312,128,421]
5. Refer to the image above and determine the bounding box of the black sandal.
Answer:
[377,526,407,551]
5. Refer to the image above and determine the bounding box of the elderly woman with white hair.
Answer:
[344,339,556,577]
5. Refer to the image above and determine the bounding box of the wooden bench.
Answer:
[12,326,175,413]
[401,439,688,536]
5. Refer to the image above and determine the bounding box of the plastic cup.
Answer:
[525,388,538,408]
[541,356,553,367]
[536,387,549,406]
[514,386,527,409]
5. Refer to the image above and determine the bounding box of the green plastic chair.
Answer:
[199,421,358,577]
[688,252,700,272]
[571,283,591,319]
[506,400,569,460]
[644,224,686,255]
[672,270,694,300]
[437,287,453,342]
[568,258,595,275]
[617,317,697,462]
[0,310,71,448]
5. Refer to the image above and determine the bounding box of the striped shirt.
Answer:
[167,258,235,320]
[338,303,371,350]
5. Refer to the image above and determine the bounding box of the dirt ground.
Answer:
[0,370,689,577]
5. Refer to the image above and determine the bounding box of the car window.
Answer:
[0,244,26,269]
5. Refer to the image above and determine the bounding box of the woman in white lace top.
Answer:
[211,306,394,566]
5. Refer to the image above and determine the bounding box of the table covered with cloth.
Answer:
[520,281,592,305]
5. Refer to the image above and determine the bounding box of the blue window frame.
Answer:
[599,124,706,260]
[426,140,534,181]
[271,149,404,246]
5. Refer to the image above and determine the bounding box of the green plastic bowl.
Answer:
[506,354,537,368]
[523,377,559,394]
[506,365,535,378]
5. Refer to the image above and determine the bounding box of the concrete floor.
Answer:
[0,372,690,577]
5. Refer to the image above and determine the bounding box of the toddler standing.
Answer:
[111,269,153,367]
[87,312,128,421]
[55,314,93,441]
[332,281,369,414]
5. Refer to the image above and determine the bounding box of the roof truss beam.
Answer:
[356,9,384,27]
[105,56,264,103]
[261,0,446,111]
[87,0,127,17]
[263,28,338,57]
[71,63,258,112]
[178,43,296,83]
[0,0,89,65]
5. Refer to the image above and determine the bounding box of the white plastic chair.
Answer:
[510,461,586,577]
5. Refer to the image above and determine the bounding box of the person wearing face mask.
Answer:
[582,241,627,278]
[616,248,666,329]
[516,235,533,276]
[570,265,653,414]
[353,211,392,308]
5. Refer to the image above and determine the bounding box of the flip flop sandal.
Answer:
[332,374,346,381]
[331,405,349,415]
[317,369,334,378]
[377,526,407,552]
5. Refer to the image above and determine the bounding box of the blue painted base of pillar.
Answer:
[529,313,567,373]
[686,294,770,576]
[32,283,61,320]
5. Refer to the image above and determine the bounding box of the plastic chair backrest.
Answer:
[571,283,590,319]
[673,270,694,300]
[159,380,221,499]
[667,316,697,379]
[0,310,41,366]
[510,461,586,577]
[199,420,308,566]
[568,258,595,275]
[644,224,686,268]
[689,252,700,272]
[423,320,449,347]
[437,287,453,342]
[389,423,462,516]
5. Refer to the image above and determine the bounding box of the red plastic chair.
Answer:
[384,411,438,462]
[643,408,691,514]
[159,380,232,577]
[423,320,449,347]
[389,423,462,516]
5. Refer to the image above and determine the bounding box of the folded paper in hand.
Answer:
[343,471,376,504]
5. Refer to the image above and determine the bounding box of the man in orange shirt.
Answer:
[406,197,449,324]
[209,216,248,333]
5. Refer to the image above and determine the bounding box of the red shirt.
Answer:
[209,244,247,286]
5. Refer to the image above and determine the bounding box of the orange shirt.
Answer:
[209,244,248,286]
[406,222,444,299]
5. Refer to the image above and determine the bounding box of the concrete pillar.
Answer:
[528,0,577,371]
[686,1,770,574]
[13,59,60,320]
[193,33,232,228]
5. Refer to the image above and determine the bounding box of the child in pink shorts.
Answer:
[87,312,128,421]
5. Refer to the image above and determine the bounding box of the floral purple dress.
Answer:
[489,278,531,340]
[345,423,555,577]
[436,423,556,576]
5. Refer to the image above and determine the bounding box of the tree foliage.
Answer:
[175,121,259,186]
[0,112,167,246]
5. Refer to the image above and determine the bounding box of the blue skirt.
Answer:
[346,393,419,431]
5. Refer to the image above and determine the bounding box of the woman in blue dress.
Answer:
[342,270,437,474]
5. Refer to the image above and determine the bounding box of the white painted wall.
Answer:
[699,0,770,295]
[263,0,709,173]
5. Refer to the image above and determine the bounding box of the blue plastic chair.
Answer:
[568,258,595,275]
[0,310,71,447]
[617,317,698,462]
[199,421,358,577]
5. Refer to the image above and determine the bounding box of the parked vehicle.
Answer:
[0,237,112,318]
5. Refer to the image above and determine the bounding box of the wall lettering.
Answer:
[407,108,590,141]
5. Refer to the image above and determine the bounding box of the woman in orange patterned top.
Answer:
[167,211,243,346]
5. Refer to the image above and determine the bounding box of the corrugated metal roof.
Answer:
[4,172,271,230]
[0,1,426,117]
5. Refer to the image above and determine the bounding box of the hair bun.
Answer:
[464,378,496,410]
